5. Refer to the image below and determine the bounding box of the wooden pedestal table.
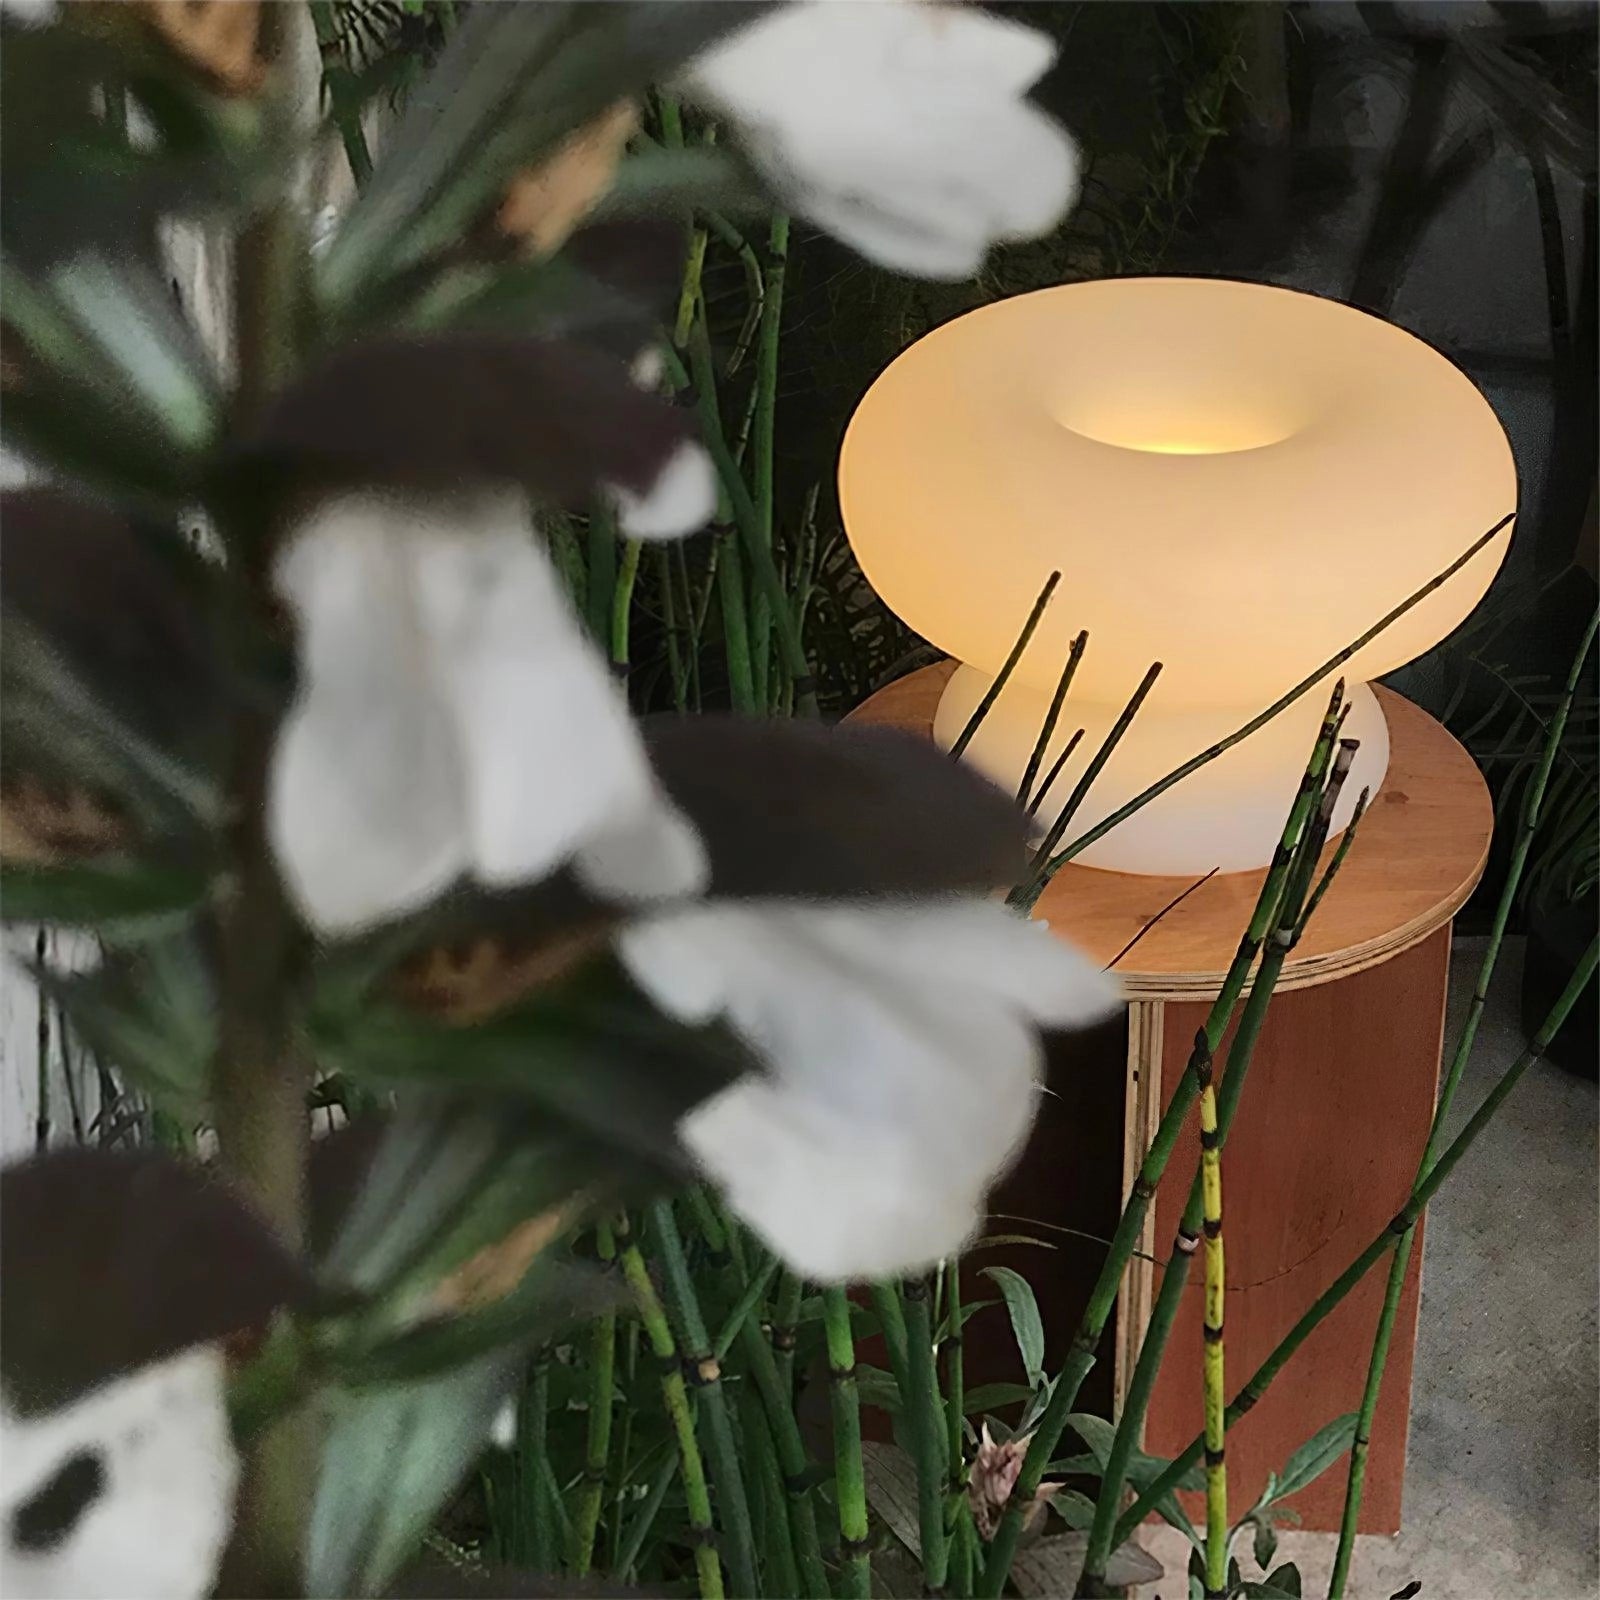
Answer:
[845,662,1492,1534]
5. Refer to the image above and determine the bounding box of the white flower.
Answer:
[618,899,1120,1281]
[0,0,57,27]
[0,1347,236,1600]
[682,0,1079,280]
[269,490,706,935]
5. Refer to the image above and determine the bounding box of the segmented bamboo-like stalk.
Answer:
[870,1282,912,1397]
[822,1287,872,1599]
[1327,606,1599,1597]
[1012,660,1164,910]
[1118,932,1598,1551]
[1017,630,1089,809]
[572,1222,618,1575]
[685,1198,827,1596]
[982,685,1349,1599]
[520,1355,555,1574]
[1197,1047,1228,1598]
[750,214,788,713]
[1079,741,1362,1595]
[768,1270,802,1391]
[648,1203,761,1598]
[950,571,1061,760]
[903,1275,950,1595]
[616,1220,724,1600]
[1035,513,1514,890]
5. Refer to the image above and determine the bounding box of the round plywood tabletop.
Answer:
[843,661,1493,999]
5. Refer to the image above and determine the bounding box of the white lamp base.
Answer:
[933,667,1389,877]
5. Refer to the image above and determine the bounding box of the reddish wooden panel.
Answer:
[1142,926,1452,1534]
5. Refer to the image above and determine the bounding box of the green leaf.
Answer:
[1,255,218,505]
[962,1381,1037,1415]
[1242,1564,1304,1599]
[980,1265,1045,1389]
[854,1363,902,1415]
[308,1351,519,1599]
[318,1097,594,1300]
[312,960,755,1168]
[1270,1413,1358,1503]
[39,931,215,1114]
[1052,1488,1097,1531]
[1062,1414,1204,1548]
[592,143,761,223]
[936,1295,999,1342]
[1,859,208,934]
[1252,1511,1279,1570]
[340,1258,620,1388]
[319,3,754,318]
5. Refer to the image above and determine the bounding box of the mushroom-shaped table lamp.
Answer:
[839,277,1515,874]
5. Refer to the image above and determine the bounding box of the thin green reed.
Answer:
[615,1217,724,1599]
[1078,739,1363,1596]
[1116,932,1598,1549]
[1328,605,1599,1597]
[980,684,1349,1597]
[822,1287,872,1600]
[648,1202,761,1598]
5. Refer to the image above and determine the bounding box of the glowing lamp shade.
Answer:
[838,277,1515,875]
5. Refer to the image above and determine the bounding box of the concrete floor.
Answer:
[1137,938,1599,1600]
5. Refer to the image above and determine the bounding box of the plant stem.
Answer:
[1081,743,1361,1594]
[950,572,1061,760]
[211,16,314,1590]
[944,1259,967,1512]
[306,0,374,186]
[1197,1041,1228,1598]
[1038,512,1514,883]
[649,1202,761,1598]
[1116,933,1599,1549]
[822,1287,872,1600]
[1012,661,1164,910]
[1328,607,1598,1596]
[1018,630,1089,808]
[617,1220,725,1599]
[771,1271,803,1394]
[751,215,788,713]
[659,342,817,717]
[572,1223,618,1575]
[903,1276,950,1594]
[982,686,1348,1598]
[522,1356,555,1575]
[610,539,643,671]
[870,1282,912,1399]
[587,506,618,650]
[1025,727,1085,822]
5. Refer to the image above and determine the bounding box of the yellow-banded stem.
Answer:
[1197,1043,1228,1599]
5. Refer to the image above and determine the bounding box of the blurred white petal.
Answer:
[609,439,717,540]
[270,498,468,934]
[683,0,1079,280]
[271,492,704,934]
[0,1347,236,1600]
[409,493,704,898]
[0,0,57,26]
[619,900,1119,1280]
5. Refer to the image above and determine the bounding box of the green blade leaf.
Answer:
[1270,1413,1358,1503]
[981,1266,1046,1388]
[307,1352,519,1599]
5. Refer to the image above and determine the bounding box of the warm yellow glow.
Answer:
[838,277,1516,874]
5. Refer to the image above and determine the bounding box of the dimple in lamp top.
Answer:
[838,277,1516,709]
